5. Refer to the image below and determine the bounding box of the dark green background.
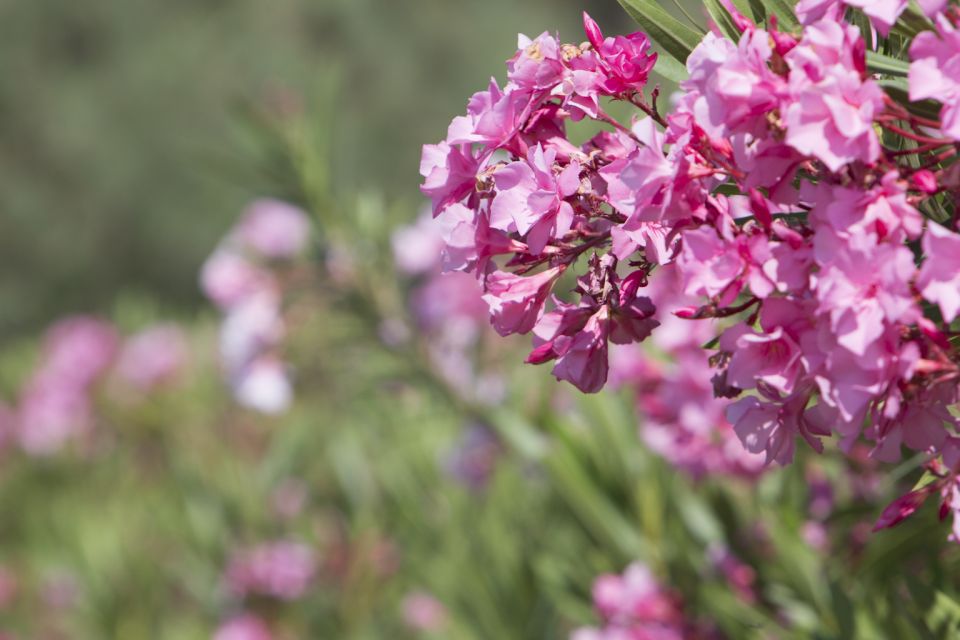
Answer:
[0,0,635,339]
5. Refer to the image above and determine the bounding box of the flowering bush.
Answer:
[422,0,960,542]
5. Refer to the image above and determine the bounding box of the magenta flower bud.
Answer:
[912,169,939,194]
[582,12,604,51]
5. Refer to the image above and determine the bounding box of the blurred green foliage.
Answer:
[0,0,636,340]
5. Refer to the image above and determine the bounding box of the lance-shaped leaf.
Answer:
[704,0,743,41]
[866,50,910,77]
[757,0,799,29]
[617,0,704,65]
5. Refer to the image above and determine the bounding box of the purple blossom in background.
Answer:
[443,422,503,491]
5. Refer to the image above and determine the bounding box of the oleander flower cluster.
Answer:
[572,563,715,640]
[420,5,960,539]
[201,199,312,415]
[3,316,187,455]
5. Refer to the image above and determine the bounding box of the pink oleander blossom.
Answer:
[784,20,884,171]
[918,221,960,322]
[490,144,580,254]
[573,563,700,640]
[225,541,316,601]
[582,12,657,95]
[235,199,311,259]
[214,614,273,640]
[685,30,785,140]
[796,0,908,35]
[114,325,188,391]
[910,15,960,141]
[401,592,448,632]
[201,250,275,310]
[482,267,563,337]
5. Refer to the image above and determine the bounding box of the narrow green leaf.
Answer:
[652,50,689,84]
[746,0,768,23]
[617,0,704,65]
[757,0,799,29]
[867,50,911,77]
[703,0,742,41]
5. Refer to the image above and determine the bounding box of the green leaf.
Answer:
[704,0,742,41]
[927,592,960,636]
[867,50,911,77]
[756,0,799,29]
[617,0,704,65]
[653,50,689,83]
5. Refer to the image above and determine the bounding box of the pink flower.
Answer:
[17,383,93,456]
[114,325,188,391]
[419,141,480,216]
[910,15,960,141]
[685,30,785,140]
[201,250,275,310]
[213,614,273,640]
[808,174,924,247]
[721,323,803,395]
[794,0,845,25]
[225,541,316,601]
[727,391,828,465]
[15,316,119,455]
[490,144,580,254]
[482,267,562,336]
[813,237,918,356]
[401,591,448,632]
[917,0,949,16]
[575,563,689,640]
[236,199,311,259]
[845,0,909,35]
[392,210,447,275]
[40,316,119,388]
[784,20,884,171]
[582,12,657,95]
[232,358,293,416]
[677,224,774,304]
[547,310,611,393]
[508,32,565,91]
[918,221,960,323]
[796,0,908,35]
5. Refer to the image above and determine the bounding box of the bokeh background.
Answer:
[0,0,631,340]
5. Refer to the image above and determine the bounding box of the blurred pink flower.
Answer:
[236,199,311,259]
[201,250,276,310]
[401,591,448,633]
[114,324,188,391]
[918,221,960,323]
[213,614,273,640]
[225,541,316,601]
